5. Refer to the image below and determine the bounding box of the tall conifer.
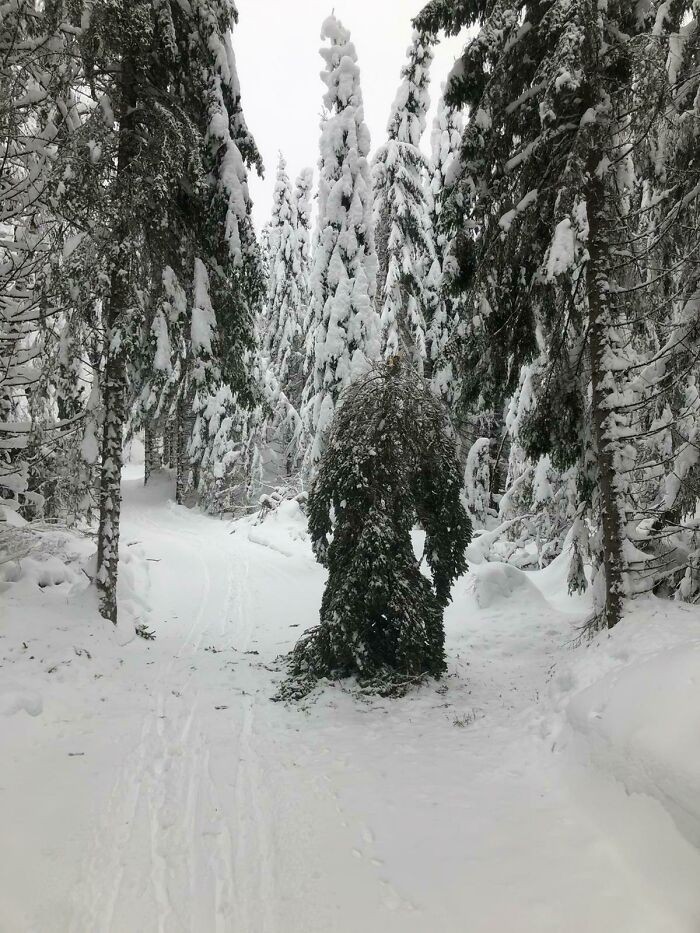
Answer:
[303,15,379,467]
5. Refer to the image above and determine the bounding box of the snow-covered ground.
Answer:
[3,466,700,932]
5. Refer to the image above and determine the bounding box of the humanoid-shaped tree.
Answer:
[288,359,471,695]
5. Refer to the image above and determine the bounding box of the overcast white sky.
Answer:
[234,0,465,231]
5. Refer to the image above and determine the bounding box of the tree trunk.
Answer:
[175,393,187,505]
[580,0,628,630]
[162,423,171,467]
[169,420,178,467]
[96,55,138,624]
[144,424,156,485]
[585,142,626,630]
[96,313,127,623]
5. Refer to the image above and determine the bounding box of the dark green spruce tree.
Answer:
[415,0,653,629]
[286,360,471,696]
[55,0,261,623]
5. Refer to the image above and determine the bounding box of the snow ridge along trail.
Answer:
[2,465,700,932]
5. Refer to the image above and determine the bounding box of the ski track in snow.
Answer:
[69,501,239,932]
[70,485,286,933]
[5,466,700,933]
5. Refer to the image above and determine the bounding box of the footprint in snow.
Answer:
[380,879,416,912]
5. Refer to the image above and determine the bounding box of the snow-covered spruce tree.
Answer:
[427,92,463,267]
[294,167,313,310]
[415,0,652,629]
[425,91,463,386]
[263,154,306,409]
[286,360,471,696]
[303,15,380,468]
[621,3,700,600]
[56,0,261,622]
[0,2,79,517]
[277,165,314,472]
[373,31,436,369]
[189,376,264,512]
[150,0,264,506]
[56,2,195,619]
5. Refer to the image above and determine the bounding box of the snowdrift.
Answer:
[243,497,310,558]
[0,517,153,722]
[551,601,700,850]
[468,560,547,610]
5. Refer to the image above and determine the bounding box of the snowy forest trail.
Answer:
[3,467,700,933]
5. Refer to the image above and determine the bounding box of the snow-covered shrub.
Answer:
[257,486,307,522]
[497,457,579,570]
[0,513,92,592]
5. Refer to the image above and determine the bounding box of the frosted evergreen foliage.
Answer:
[497,365,584,570]
[463,438,491,527]
[567,514,590,596]
[264,154,306,407]
[427,93,464,253]
[373,31,436,367]
[196,0,263,269]
[190,383,256,511]
[425,92,463,380]
[254,159,315,478]
[286,361,471,697]
[40,0,263,621]
[294,166,314,311]
[0,4,78,516]
[414,0,649,629]
[303,15,380,467]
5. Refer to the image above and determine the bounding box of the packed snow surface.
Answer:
[2,467,700,932]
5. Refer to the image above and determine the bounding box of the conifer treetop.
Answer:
[263,151,306,397]
[373,29,435,365]
[303,14,380,466]
[386,30,433,147]
[294,167,314,231]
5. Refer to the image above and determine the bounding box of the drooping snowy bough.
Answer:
[282,360,471,698]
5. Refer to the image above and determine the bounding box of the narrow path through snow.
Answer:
[3,466,700,932]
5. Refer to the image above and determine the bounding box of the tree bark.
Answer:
[169,420,177,467]
[175,393,187,505]
[96,54,138,624]
[580,0,629,630]
[585,138,626,630]
[162,422,171,467]
[144,424,155,485]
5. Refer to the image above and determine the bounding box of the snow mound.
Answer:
[0,520,152,644]
[0,684,43,717]
[566,645,700,847]
[469,560,546,609]
[465,520,540,568]
[244,498,309,558]
[551,601,700,851]
[0,507,27,526]
[0,523,92,592]
[116,542,153,643]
